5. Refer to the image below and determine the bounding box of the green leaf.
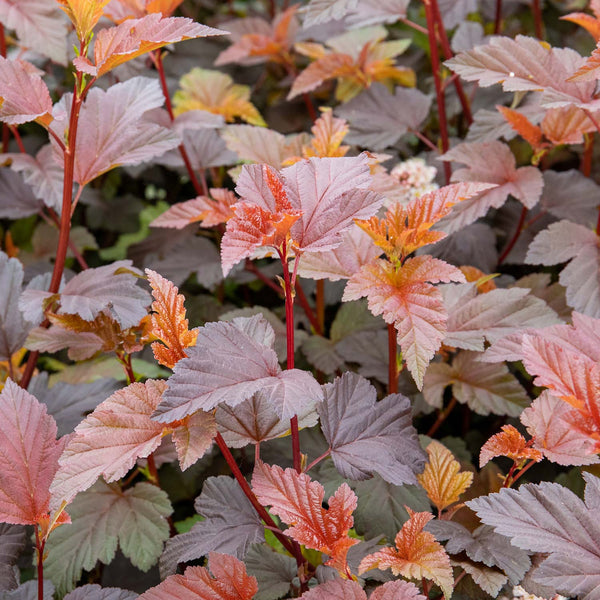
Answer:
[44,481,172,594]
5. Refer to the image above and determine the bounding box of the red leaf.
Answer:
[0,379,65,525]
[252,462,359,576]
[139,553,258,600]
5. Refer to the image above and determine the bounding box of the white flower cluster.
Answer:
[378,157,439,207]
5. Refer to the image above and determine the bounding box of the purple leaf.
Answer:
[25,325,104,361]
[426,520,530,583]
[0,168,44,218]
[159,476,264,577]
[301,0,359,27]
[155,315,323,422]
[64,585,137,600]
[319,372,426,485]
[335,84,431,150]
[342,0,410,27]
[0,523,25,591]
[244,544,297,600]
[468,474,600,599]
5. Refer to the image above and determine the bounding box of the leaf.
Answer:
[151,190,237,229]
[569,41,600,81]
[496,105,544,149]
[344,256,465,388]
[302,0,359,27]
[443,284,561,351]
[0,168,43,219]
[352,475,430,542]
[0,0,68,64]
[216,390,318,448]
[222,125,305,168]
[244,545,297,600]
[0,251,31,361]
[359,510,453,599]
[146,268,198,369]
[64,585,138,600]
[74,14,227,77]
[159,477,264,577]
[215,6,299,67]
[451,559,508,597]
[467,473,600,599]
[1,581,54,600]
[44,480,172,595]
[29,374,120,437]
[438,141,543,234]
[50,77,179,186]
[252,462,359,575]
[335,84,431,150]
[57,0,110,41]
[417,440,473,513]
[426,520,531,584]
[341,0,410,27]
[1,145,64,213]
[319,372,426,485]
[23,260,149,329]
[173,68,265,126]
[479,424,543,468]
[423,351,530,416]
[445,35,600,110]
[0,57,52,126]
[526,220,600,318]
[155,315,323,422]
[0,523,25,591]
[300,579,425,600]
[562,9,600,41]
[141,553,257,600]
[520,391,600,466]
[0,380,64,526]
[50,380,216,508]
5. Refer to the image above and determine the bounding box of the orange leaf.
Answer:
[561,11,600,41]
[146,0,184,17]
[252,462,359,577]
[359,509,453,598]
[57,0,110,41]
[146,269,198,369]
[480,424,544,468]
[417,440,473,513]
[139,553,258,600]
[540,105,596,145]
[302,108,350,159]
[496,105,544,150]
[459,266,497,293]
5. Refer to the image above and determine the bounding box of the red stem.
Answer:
[295,280,322,335]
[400,17,429,35]
[387,324,398,394]
[244,259,284,295]
[214,432,303,561]
[280,249,301,473]
[35,526,45,600]
[427,396,458,437]
[494,0,503,33]
[304,449,331,473]
[581,133,594,178]
[430,0,473,125]
[497,205,528,265]
[152,50,205,196]
[424,0,451,183]
[532,0,544,38]
[315,280,325,334]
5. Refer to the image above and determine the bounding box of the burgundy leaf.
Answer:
[0,523,25,590]
[64,585,137,600]
[319,372,426,485]
[155,315,323,422]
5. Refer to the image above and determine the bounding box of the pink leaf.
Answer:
[297,225,381,281]
[139,553,258,600]
[50,77,179,186]
[0,57,52,125]
[0,379,65,525]
[74,13,227,77]
[0,0,68,64]
[438,141,543,233]
[344,256,464,388]
[521,391,600,466]
[172,410,217,471]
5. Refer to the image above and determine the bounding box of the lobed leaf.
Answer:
[479,424,543,468]
[57,0,109,40]
[252,462,359,575]
[319,372,426,485]
[417,440,473,513]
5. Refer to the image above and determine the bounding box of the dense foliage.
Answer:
[0,0,598,599]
